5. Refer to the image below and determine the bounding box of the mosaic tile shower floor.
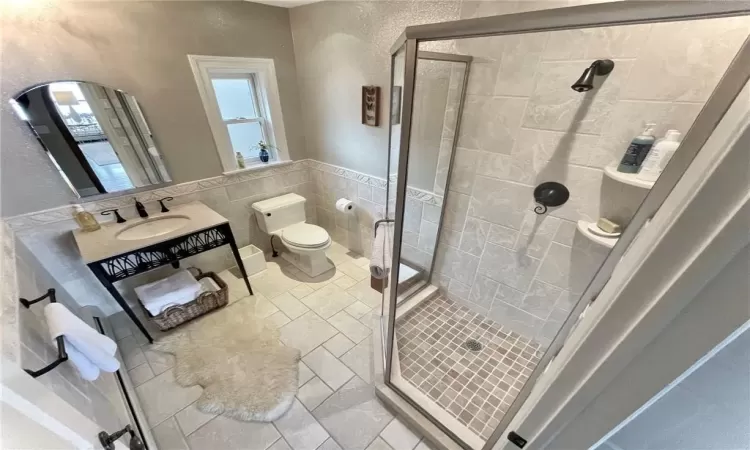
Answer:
[396,296,543,440]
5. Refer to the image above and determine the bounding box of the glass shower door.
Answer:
[382,8,750,450]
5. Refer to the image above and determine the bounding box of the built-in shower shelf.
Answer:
[577,220,619,249]
[604,164,655,189]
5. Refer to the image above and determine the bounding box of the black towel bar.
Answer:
[19,289,68,378]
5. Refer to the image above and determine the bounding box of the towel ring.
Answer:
[19,289,68,378]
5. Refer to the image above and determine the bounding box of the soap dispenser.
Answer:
[617,123,656,173]
[73,205,101,232]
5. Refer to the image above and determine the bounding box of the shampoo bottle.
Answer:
[617,123,656,173]
[638,130,681,182]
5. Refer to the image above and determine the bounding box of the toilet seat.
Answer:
[281,223,330,249]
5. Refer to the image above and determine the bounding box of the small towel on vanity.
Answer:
[135,269,202,316]
[44,303,120,381]
[370,219,393,279]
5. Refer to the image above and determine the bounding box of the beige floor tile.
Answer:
[327,311,372,343]
[298,361,315,387]
[414,440,436,450]
[380,418,421,450]
[268,439,293,450]
[300,284,357,319]
[338,262,370,281]
[135,369,202,427]
[280,311,338,356]
[273,399,329,450]
[298,268,345,291]
[345,301,373,319]
[151,417,189,450]
[236,294,279,318]
[118,335,146,370]
[323,334,355,358]
[366,437,395,450]
[250,268,302,298]
[333,275,358,289]
[289,284,315,300]
[128,363,154,387]
[340,338,373,383]
[175,400,216,436]
[271,292,311,319]
[297,376,334,410]
[267,311,292,329]
[318,438,344,450]
[302,347,355,391]
[347,280,383,309]
[143,348,175,375]
[187,415,280,450]
[313,377,393,450]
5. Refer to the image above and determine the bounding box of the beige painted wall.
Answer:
[289,1,461,181]
[1,1,304,217]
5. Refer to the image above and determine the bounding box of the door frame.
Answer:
[385,2,750,449]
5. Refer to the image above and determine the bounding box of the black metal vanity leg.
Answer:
[88,263,154,344]
[223,223,253,296]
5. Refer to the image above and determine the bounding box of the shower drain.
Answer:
[464,339,483,352]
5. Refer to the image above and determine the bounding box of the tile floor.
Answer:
[110,242,436,450]
[396,296,543,440]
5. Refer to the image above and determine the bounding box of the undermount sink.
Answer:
[115,215,190,241]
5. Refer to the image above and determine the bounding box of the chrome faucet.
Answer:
[135,200,148,218]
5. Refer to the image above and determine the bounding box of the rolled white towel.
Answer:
[370,220,393,279]
[44,303,120,381]
[135,270,203,316]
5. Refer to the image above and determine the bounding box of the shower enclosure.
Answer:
[378,3,750,450]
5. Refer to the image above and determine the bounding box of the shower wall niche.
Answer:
[431,17,750,348]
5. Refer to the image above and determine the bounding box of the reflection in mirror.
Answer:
[11,81,170,197]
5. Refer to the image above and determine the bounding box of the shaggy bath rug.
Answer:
[151,301,300,422]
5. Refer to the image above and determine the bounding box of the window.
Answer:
[188,55,289,172]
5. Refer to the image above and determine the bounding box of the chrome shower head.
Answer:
[571,59,615,92]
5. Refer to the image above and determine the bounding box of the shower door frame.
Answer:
[384,2,750,450]
[385,49,473,305]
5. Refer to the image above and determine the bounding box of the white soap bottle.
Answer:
[638,130,681,182]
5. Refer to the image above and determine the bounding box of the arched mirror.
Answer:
[10,81,171,197]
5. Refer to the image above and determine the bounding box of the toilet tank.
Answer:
[251,193,307,233]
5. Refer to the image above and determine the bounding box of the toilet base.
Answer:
[282,250,334,278]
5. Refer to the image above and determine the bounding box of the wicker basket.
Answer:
[139,268,228,331]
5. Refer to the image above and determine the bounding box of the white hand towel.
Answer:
[135,270,202,316]
[44,303,120,381]
[63,340,101,381]
[370,219,393,279]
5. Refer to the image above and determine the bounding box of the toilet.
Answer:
[251,193,333,277]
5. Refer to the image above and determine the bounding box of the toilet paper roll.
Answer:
[335,198,354,213]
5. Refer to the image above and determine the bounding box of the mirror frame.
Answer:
[10,80,173,201]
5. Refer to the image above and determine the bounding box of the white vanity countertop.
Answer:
[73,201,228,263]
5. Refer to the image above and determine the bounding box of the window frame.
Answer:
[188,55,290,172]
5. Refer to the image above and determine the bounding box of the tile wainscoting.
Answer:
[3,160,444,315]
[1,222,129,434]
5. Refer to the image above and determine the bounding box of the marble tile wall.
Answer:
[1,220,128,434]
[432,16,750,347]
[8,161,314,315]
[307,161,444,273]
[5,159,443,315]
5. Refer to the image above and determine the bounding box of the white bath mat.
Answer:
[152,300,300,422]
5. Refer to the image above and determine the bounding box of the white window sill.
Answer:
[222,160,294,176]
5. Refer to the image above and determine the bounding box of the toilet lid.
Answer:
[281,223,330,248]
